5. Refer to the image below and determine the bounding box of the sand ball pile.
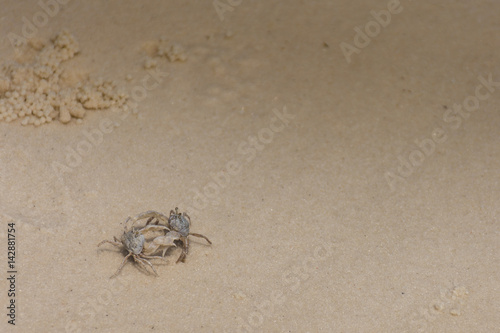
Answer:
[143,37,187,69]
[0,30,129,126]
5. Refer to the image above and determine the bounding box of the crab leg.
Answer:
[97,239,122,248]
[189,233,212,244]
[111,252,132,278]
[134,256,159,276]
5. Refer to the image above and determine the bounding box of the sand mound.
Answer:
[0,30,129,126]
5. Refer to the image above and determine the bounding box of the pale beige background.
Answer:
[0,1,499,332]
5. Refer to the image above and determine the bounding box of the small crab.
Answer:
[97,219,169,278]
[166,207,212,262]
[133,208,212,263]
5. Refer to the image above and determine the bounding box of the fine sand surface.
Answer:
[0,1,499,332]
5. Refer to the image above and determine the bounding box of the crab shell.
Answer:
[169,214,190,237]
[122,230,145,254]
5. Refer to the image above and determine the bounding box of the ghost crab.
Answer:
[131,208,212,263]
[166,207,212,262]
[97,217,170,278]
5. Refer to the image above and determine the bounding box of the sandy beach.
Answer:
[0,1,499,332]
